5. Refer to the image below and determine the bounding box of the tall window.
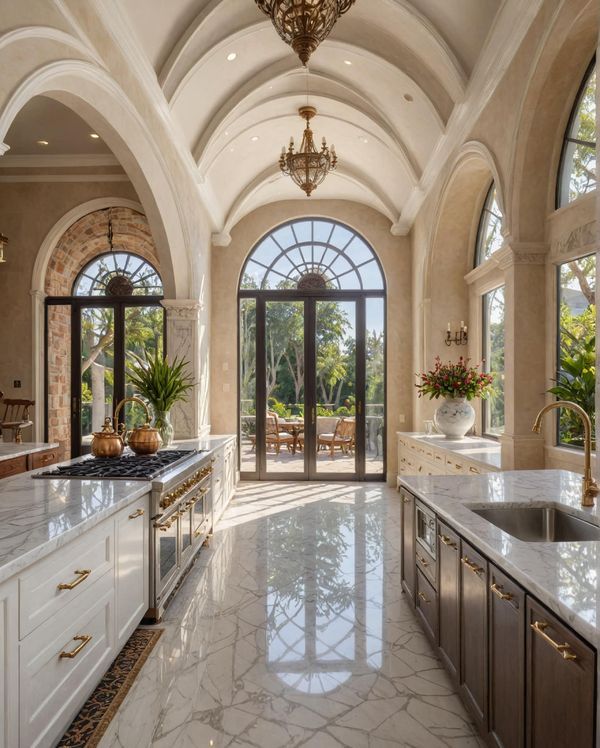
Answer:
[557,59,596,207]
[555,255,596,448]
[475,183,504,266]
[482,286,505,436]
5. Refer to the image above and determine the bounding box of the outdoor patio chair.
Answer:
[265,414,295,454]
[318,417,355,458]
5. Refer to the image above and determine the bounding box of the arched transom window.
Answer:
[241,218,384,291]
[557,59,596,207]
[475,183,504,266]
[73,252,163,297]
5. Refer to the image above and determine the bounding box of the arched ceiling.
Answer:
[120,0,504,237]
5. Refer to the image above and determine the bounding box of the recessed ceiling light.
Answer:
[227,52,237,61]
[344,59,352,66]
[359,136,369,143]
[36,140,49,146]
[251,135,260,142]
[229,147,235,153]
[404,93,414,102]
[90,132,100,139]
[224,130,229,136]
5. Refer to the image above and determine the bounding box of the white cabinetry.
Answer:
[115,501,149,648]
[397,433,499,483]
[212,438,237,526]
[0,579,17,748]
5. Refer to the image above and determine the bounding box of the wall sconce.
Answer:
[0,234,7,264]
[445,320,468,346]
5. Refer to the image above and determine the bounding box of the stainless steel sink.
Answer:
[471,506,600,542]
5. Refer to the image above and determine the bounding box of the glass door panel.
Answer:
[366,298,385,476]
[240,299,257,473]
[314,300,356,476]
[124,305,164,427]
[265,300,306,476]
[80,306,114,453]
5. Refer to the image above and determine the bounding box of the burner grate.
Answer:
[33,449,197,480]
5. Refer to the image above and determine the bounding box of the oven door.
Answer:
[154,511,180,603]
[415,501,437,559]
[192,487,211,547]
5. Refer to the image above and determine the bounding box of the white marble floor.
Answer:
[99,482,484,748]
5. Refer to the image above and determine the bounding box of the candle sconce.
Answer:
[445,321,468,346]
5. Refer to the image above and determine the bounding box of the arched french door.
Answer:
[238,218,386,481]
[45,251,165,458]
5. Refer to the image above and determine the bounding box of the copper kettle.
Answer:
[91,417,125,458]
[114,397,160,456]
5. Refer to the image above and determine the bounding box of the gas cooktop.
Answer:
[33,449,198,481]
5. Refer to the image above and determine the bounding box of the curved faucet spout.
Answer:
[532,400,598,507]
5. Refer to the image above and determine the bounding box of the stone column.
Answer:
[499,243,547,469]
[161,299,207,439]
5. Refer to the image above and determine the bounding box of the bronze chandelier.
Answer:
[255,0,356,66]
[279,106,337,196]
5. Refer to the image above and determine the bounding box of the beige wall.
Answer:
[0,180,137,402]
[210,200,412,483]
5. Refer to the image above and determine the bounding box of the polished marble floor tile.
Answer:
[99,482,484,748]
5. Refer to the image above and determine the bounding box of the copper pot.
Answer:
[91,417,125,458]
[114,396,160,456]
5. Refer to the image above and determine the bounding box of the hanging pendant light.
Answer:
[255,0,356,66]
[280,106,337,196]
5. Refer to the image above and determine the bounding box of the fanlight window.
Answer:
[557,60,596,207]
[240,219,384,291]
[73,252,163,297]
[475,183,504,266]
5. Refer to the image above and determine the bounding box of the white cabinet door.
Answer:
[0,579,17,748]
[115,495,149,648]
[211,448,225,525]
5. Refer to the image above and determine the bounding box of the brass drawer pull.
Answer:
[59,634,92,659]
[531,621,577,661]
[416,554,429,568]
[402,495,411,504]
[439,534,457,549]
[57,569,92,590]
[491,583,513,601]
[418,591,430,604]
[128,508,145,520]
[469,466,479,474]
[461,556,483,574]
[155,518,175,531]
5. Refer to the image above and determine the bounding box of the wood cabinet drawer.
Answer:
[526,598,595,748]
[29,449,59,470]
[19,572,115,748]
[115,498,148,649]
[19,521,113,638]
[0,456,26,479]
[437,522,460,683]
[416,569,437,645]
[445,456,465,474]
[415,545,436,588]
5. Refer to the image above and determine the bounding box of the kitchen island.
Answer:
[0,441,59,478]
[399,469,599,748]
[0,435,237,748]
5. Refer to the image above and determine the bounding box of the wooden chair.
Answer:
[265,414,295,454]
[1,397,34,443]
[318,417,355,458]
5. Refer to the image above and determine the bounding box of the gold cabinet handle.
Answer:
[469,466,479,474]
[531,621,577,661]
[155,518,175,531]
[439,534,457,549]
[59,634,92,659]
[416,554,429,568]
[402,495,411,504]
[491,583,513,601]
[128,508,144,520]
[57,569,92,590]
[461,556,483,574]
[418,591,430,604]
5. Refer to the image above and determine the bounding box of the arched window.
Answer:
[557,58,596,207]
[474,183,504,266]
[73,252,163,297]
[240,218,384,291]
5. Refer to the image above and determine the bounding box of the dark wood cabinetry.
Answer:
[0,448,58,480]
[0,455,27,478]
[489,564,525,748]
[437,521,460,683]
[526,598,595,748]
[459,540,488,735]
[415,569,437,644]
[400,489,415,604]
[29,448,59,470]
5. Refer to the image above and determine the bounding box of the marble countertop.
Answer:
[400,470,599,646]
[0,434,236,585]
[0,442,59,462]
[398,432,502,469]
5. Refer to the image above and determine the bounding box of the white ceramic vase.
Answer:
[433,396,475,439]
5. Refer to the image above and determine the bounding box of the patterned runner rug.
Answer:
[58,628,163,747]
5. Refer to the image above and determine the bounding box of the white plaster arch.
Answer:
[30,197,145,440]
[0,26,105,67]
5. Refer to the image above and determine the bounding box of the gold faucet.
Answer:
[532,400,598,507]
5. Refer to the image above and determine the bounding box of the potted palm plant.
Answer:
[127,349,194,447]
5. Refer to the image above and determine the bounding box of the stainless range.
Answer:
[34,448,214,621]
